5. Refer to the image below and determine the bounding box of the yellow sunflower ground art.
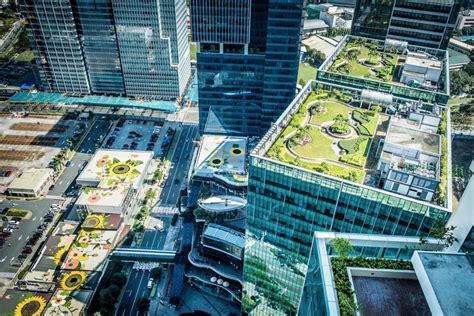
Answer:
[53,246,69,266]
[230,147,244,156]
[83,214,106,229]
[209,157,224,168]
[14,295,47,316]
[60,271,87,291]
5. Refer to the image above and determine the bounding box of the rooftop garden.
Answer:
[331,256,413,316]
[266,88,381,183]
[328,37,399,82]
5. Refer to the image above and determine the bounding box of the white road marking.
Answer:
[18,235,23,241]
[32,216,37,221]
[0,256,7,263]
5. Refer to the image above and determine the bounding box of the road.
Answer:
[116,269,151,316]
[140,228,168,250]
[159,123,198,206]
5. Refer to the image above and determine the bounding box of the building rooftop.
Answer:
[7,168,52,191]
[413,252,474,316]
[319,35,449,96]
[199,195,247,213]
[194,135,248,186]
[253,80,450,207]
[203,224,245,250]
[77,149,153,189]
[385,121,440,155]
[7,91,178,112]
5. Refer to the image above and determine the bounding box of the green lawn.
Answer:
[339,137,371,167]
[190,42,197,61]
[292,126,337,160]
[310,101,352,125]
[298,63,317,84]
[15,50,34,62]
[448,97,473,106]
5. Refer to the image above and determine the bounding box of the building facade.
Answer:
[19,0,190,100]
[191,0,305,136]
[352,0,462,49]
[243,79,452,315]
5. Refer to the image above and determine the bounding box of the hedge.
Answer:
[6,208,29,217]
[352,110,370,124]
[331,256,413,316]
[339,137,366,154]
[355,124,371,136]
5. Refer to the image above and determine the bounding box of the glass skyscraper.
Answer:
[352,0,462,49]
[19,0,191,100]
[191,0,305,136]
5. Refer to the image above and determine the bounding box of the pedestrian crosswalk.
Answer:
[152,205,179,215]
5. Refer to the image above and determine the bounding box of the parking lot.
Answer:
[0,198,63,276]
[0,113,87,192]
[103,118,165,154]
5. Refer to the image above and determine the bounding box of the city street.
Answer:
[159,123,199,206]
[140,229,168,249]
[116,269,151,316]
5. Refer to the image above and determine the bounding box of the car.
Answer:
[18,254,28,259]
[147,278,154,289]
[49,184,55,191]
[11,217,22,222]
[22,248,33,254]
[44,218,53,223]
[65,161,71,167]
[3,228,13,233]
[51,204,59,208]
[8,220,20,225]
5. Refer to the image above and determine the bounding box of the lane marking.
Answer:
[18,235,23,241]
[0,256,7,263]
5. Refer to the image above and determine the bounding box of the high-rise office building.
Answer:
[243,35,453,314]
[191,0,305,136]
[352,0,462,49]
[19,0,191,100]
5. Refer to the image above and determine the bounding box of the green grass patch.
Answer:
[6,208,29,218]
[291,127,338,160]
[15,50,34,62]
[310,101,352,125]
[298,63,317,84]
[190,42,197,61]
[339,137,370,167]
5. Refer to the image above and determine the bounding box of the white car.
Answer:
[147,278,154,289]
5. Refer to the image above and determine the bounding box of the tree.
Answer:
[464,61,474,76]
[332,238,354,258]
[298,78,307,87]
[99,288,115,310]
[110,272,127,287]
[429,219,458,247]
[150,267,162,280]
[450,70,474,95]
[136,297,150,314]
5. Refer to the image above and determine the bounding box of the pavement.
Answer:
[158,123,198,206]
[116,269,151,316]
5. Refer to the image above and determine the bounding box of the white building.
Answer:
[377,115,441,202]
[76,149,153,215]
[7,168,53,197]
[401,52,442,88]
[456,10,474,30]
[315,4,353,29]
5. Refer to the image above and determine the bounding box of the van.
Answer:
[147,278,154,289]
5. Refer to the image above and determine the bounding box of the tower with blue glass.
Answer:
[19,0,190,100]
[191,0,305,136]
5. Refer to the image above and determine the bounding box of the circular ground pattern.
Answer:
[111,163,131,175]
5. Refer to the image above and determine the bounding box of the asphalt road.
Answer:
[116,269,151,316]
[140,228,167,250]
[0,198,62,275]
[77,118,111,154]
[48,152,91,197]
[159,123,198,206]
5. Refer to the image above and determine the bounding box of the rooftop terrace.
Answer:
[318,35,449,104]
[254,80,450,207]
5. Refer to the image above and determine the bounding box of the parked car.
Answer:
[3,228,13,233]
[22,248,33,254]
[11,217,22,222]
[18,254,28,259]
[147,278,154,289]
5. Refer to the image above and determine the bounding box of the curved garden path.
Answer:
[283,99,364,170]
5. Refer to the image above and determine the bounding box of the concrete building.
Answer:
[313,4,353,29]
[19,0,191,100]
[456,9,474,29]
[400,52,443,89]
[75,149,153,215]
[7,168,53,197]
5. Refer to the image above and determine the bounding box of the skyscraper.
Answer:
[191,0,305,136]
[243,35,452,314]
[19,0,191,100]
[352,0,462,49]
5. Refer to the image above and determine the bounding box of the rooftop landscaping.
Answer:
[266,88,381,183]
[328,38,399,82]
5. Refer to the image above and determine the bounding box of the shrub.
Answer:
[5,208,29,217]
[339,137,366,154]
[352,110,370,124]
[355,124,371,136]
[339,154,366,167]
